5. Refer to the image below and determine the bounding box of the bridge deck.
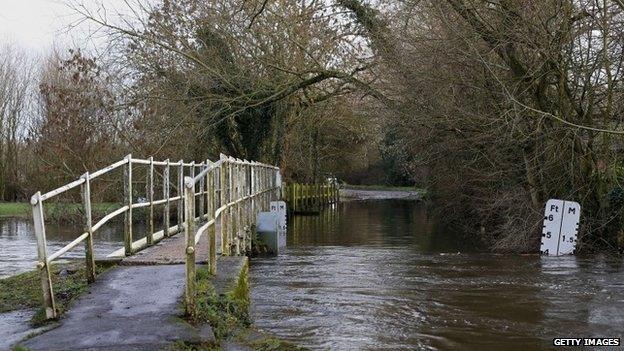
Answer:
[121,222,222,265]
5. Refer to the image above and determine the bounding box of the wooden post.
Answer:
[178,160,184,234]
[318,183,322,209]
[220,155,229,255]
[123,154,133,256]
[31,192,56,319]
[300,183,303,211]
[229,160,235,255]
[336,182,340,203]
[184,176,196,317]
[199,163,205,219]
[147,157,154,246]
[250,164,255,226]
[305,184,310,212]
[190,162,195,221]
[163,159,171,237]
[324,184,328,206]
[292,183,297,213]
[240,162,245,253]
[208,167,217,275]
[81,172,96,283]
[240,162,244,253]
[233,161,240,255]
[206,166,212,217]
[315,183,319,211]
[246,163,252,252]
[244,162,250,252]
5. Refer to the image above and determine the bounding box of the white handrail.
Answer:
[45,232,89,262]
[92,206,129,232]
[32,152,281,321]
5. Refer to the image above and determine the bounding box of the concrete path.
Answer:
[22,265,213,351]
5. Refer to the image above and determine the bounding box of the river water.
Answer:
[250,200,624,350]
[0,218,124,278]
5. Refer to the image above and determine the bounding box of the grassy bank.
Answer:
[178,264,304,351]
[0,202,120,222]
[0,263,110,326]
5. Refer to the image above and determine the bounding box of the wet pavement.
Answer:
[21,265,208,351]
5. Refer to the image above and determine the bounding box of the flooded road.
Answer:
[250,200,624,350]
[0,218,123,278]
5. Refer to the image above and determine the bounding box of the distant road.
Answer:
[340,188,422,201]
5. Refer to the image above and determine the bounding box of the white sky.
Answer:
[0,0,137,54]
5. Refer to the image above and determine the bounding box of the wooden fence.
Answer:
[283,182,339,214]
[31,153,280,319]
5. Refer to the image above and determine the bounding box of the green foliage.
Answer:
[379,130,414,186]
[191,266,250,340]
[0,202,120,222]
[185,264,303,350]
[0,202,30,218]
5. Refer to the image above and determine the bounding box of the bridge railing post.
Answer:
[163,159,170,237]
[32,191,57,319]
[235,160,242,255]
[178,160,184,234]
[123,154,133,256]
[232,161,238,255]
[220,155,229,255]
[81,172,96,283]
[184,176,196,318]
[229,159,236,255]
[199,163,205,219]
[147,157,154,246]
[208,166,217,275]
[246,162,252,252]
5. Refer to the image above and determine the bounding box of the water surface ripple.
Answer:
[250,200,624,350]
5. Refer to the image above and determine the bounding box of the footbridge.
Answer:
[30,154,284,320]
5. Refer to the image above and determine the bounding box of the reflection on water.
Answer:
[0,217,127,278]
[250,200,624,350]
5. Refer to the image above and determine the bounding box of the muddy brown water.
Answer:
[0,218,130,278]
[250,200,624,350]
[2,200,624,350]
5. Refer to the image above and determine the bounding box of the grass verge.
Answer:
[0,263,110,326]
[0,202,121,222]
[179,264,304,351]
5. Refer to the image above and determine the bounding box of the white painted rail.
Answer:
[182,154,281,316]
[31,153,280,320]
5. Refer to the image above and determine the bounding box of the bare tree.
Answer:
[0,44,35,200]
[68,0,377,164]
[338,0,624,252]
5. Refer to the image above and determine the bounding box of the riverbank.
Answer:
[181,261,304,350]
[340,185,424,201]
[0,263,112,327]
[0,262,114,350]
[0,202,120,222]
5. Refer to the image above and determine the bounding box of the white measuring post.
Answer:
[541,199,581,256]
